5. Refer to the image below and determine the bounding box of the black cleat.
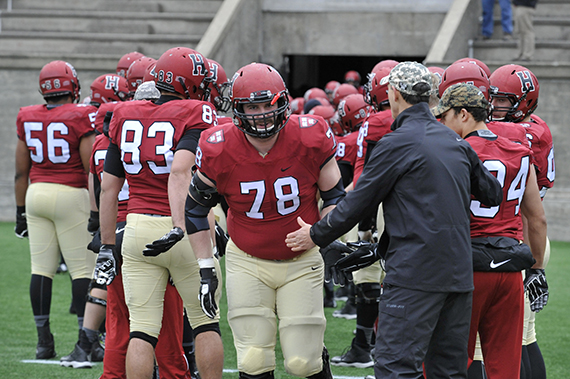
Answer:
[36,326,56,359]
[332,298,357,319]
[331,339,373,368]
[60,343,93,368]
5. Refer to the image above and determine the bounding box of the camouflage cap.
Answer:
[380,61,436,96]
[431,83,490,118]
[134,80,160,100]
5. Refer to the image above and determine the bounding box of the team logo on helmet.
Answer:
[516,71,536,94]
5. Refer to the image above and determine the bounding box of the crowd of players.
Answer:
[14,45,553,379]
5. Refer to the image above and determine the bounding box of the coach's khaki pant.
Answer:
[514,5,535,60]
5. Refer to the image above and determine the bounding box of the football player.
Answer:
[433,83,546,379]
[99,47,223,379]
[147,62,342,379]
[116,51,145,78]
[15,60,97,360]
[489,64,553,379]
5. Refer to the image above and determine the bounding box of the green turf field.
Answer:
[1,222,568,378]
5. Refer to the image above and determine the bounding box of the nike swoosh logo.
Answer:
[115,227,125,234]
[490,259,511,269]
[311,266,319,270]
[456,138,462,142]
[281,166,292,172]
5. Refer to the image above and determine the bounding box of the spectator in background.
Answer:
[481,0,513,40]
[513,0,538,61]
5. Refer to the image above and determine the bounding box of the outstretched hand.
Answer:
[285,217,315,252]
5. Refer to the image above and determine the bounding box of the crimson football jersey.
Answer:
[353,109,393,185]
[16,103,97,188]
[94,102,119,134]
[90,134,129,222]
[487,120,529,146]
[197,115,337,260]
[335,132,358,167]
[466,130,532,240]
[525,115,555,193]
[107,99,217,215]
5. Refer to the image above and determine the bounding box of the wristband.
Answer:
[17,205,26,215]
[197,257,215,269]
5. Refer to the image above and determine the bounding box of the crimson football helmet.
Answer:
[364,66,391,110]
[325,81,341,97]
[290,97,305,115]
[332,83,359,107]
[155,47,210,100]
[143,61,157,83]
[439,63,490,99]
[304,87,328,102]
[371,60,400,72]
[428,66,445,86]
[338,94,372,133]
[116,51,145,78]
[90,74,130,106]
[329,111,344,136]
[206,59,231,113]
[231,63,290,139]
[453,57,491,78]
[344,70,362,86]
[38,60,81,102]
[489,64,539,122]
[126,57,157,93]
[308,104,336,124]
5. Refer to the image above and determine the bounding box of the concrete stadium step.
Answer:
[535,0,570,18]
[0,10,213,35]
[0,31,200,58]
[472,39,570,63]
[492,17,570,40]
[0,0,222,13]
[0,50,122,71]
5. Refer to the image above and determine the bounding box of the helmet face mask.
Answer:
[206,59,231,113]
[231,63,291,139]
[364,66,391,110]
[489,64,539,122]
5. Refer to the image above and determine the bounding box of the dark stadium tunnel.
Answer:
[281,54,426,98]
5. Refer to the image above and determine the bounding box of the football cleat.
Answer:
[334,286,350,302]
[332,298,357,320]
[331,340,373,368]
[36,328,56,360]
[60,343,93,368]
[90,340,104,362]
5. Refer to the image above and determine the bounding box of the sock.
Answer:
[467,360,487,379]
[30,274,53,323]
[71,278,90,319]
[527,342,546,379]
[354,301,378,348]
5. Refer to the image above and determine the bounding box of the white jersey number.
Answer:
[120,120,174,175]
[240,176,301,219]
[24,121,71,164]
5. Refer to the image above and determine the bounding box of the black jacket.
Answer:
[311,102,502,292]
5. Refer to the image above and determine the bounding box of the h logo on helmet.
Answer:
[189,54,207,77]
[516,71,535,94]
[105,75,120,90]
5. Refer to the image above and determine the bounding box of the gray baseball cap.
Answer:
[380,61,436,96]
[134,81,160,100]
[432,83,489,118]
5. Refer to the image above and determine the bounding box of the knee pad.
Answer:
[87,293,107,307]
[239,371,274,379]
[284,355,313,377]
[130,331,158,349]
[240,346,275,375]
[355,283,381,304]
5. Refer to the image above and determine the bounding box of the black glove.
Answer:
[199,267,218,319]
[15,205,28,238]
[335,241,382,274]
[88,230,102,254]
[319,240,353,286]
[214,221,229,258]
[524,268,549,312]
[88,211,100,236]
[143,227,185,257]
[95,244,117,286]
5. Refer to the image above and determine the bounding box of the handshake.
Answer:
[319,238,386,286]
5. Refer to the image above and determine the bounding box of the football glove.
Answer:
[95,244,116,286]
[143,227,185,257]
[199,267,218,319]
[319,240,353,286]
[15,206,28,238]
[87,211,100,236]
[335,241,382,274]
[214,221,229,258]
[524,268,549,313]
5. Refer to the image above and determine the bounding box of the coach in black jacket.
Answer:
[287,62,502,379]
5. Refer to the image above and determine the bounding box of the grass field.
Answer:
[1,221,569,378]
